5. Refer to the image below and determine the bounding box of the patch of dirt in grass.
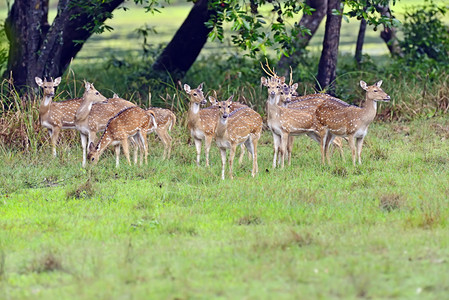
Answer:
[379,193,405,212]
[237,215,262,225]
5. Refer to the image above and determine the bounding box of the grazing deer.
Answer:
[184,83,217,166]
[75,81,135,167]
[87,107,156,167]
[214,96,263,179]
[279,83,346,165]
[35,76,83,157]
[316,80,390,165]
[145,107,176,159]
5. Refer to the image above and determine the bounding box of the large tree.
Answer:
[4,0,125,91]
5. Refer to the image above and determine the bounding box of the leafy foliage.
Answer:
[399,1,449,65]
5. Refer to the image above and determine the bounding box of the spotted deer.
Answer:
[184,83,218,166]
[87,107,156,167]
[35,76,83,157]
[279,83,346,165]
[75,81,135,167]
[214,96,263,180]
[262,76,319,169]
[316,80,390,165]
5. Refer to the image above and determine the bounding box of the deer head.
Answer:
[360,80,390,102]
[35,76,62,97]
[83,81,108,104]
[184,83,206,105]
[279,83,298,106]
[87,142,101,165]
[217,95,234,121]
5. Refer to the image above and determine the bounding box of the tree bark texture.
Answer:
[316,0,343,94]
[277,0,327,72]
[355,18,367,64]
[4,0,124,92]
[152,0,213,78]
[376,4,403,58]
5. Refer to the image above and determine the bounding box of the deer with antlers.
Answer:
[214,96,262,179]
[87,106,157,167]
[75,82,135,167]
[316,80,390,165]
[35,76,83,157]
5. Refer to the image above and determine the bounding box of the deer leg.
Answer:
[165,131,173,160]
[220,148,227,180]
[320,129,328,165]
[253,138,259,175]
[325,134,335,165]
[229,145,237,180]
[287,135,294,166]
[122,138,131,166]
[50,127,60,157]
[238,144,246,165]
[194,138,202,166]
[280,133,289,169]
[80,133,88,167]
[115,144,121,168]
[356,136,364,165]
[272,133,281,168]
[156,128,168,160]
[140,131,148,165]
[347,135,356,166]
[205,136,213,167]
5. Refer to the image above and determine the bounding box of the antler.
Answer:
[260,58,278,78]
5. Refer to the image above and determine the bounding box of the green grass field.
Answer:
[1,116,449,299]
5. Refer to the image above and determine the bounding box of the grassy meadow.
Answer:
[1,1,449,299]
[1,116,449,299]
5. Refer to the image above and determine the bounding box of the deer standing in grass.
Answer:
[75,82,135,167]
[35,76,83,157]
[262,76,318,169]
[184,83,217,166]
[214,96,262,180]
[279,83,346,165]
[316,80,390,165]
[87,106,156,167]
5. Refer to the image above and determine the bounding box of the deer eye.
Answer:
[91,157,95,161]
[373,90,378,92]
[95,92,99,95]
[193,93,197,96]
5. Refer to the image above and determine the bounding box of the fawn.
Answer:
[214,96,263,179]
[75,81,135,167]
[35,76,83,157]
[87,106,156,167]
[316,80,390,165]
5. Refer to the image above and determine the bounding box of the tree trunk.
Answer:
[376,4,403,57]
[316,0,343,95]
[277,0,327,72]
[355,17,367,64]
[4,0,124,94]
[152,0,213,79]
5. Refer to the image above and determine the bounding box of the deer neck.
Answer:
[39,95,53,120]
[266,95,281,122]
[215,115,228,139]
[187,102,201,129]
[359,96,377,123]
[95,132,113,158]
[75,96,95,125]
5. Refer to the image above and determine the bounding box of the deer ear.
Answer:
[208,96,216,104]
[88,142,95,152]
[198,82,204,91]
[375,80,383,87]
[261,77,268,86]
[360,80,368,90]
[279,77,286,84]
[227,95,234,103]
[184,84,191,94]
[35,77,43,86]
[113,93,119,98]
[84,81,91,91]
[291,83,299,91]
[53,77,62,86]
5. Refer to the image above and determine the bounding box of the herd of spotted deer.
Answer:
[34,64,390,180]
